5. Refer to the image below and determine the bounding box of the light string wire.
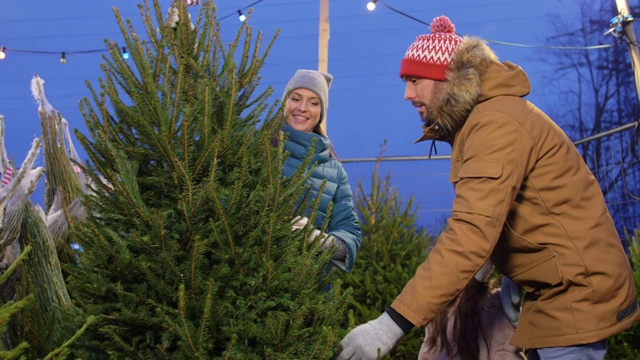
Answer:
[0,0,264,58]
[375,0,622,51]
[218,0,263,20]
[1,0,634,61]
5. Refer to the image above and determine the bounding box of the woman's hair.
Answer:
[311,123,340,160]
[428,278,491,360]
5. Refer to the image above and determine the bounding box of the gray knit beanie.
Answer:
[282,69,333,124]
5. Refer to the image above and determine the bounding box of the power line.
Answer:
[2,0,621,61]
[1,0,620,63]
[368,0,619,51]
[483,40,614,51]
[218,0,264,20]
[377,1,429,26]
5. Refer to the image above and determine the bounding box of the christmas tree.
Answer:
[0,245,31,360]
[340,143,434,359]
[65,1,347,358]
[0,80,92,358]
[606,230,640,359]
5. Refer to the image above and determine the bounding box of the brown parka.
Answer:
[391,36,640,349]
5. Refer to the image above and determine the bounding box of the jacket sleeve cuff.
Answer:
[385,307,414,334]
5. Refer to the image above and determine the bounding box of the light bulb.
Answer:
[122,47,130,60]
[60,52,67,64]
[366,1,377,11]
[0,47,5,60]
[238,10,246,22]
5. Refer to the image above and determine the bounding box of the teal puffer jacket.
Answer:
[281,124,361,272]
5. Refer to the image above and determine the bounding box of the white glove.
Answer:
[291,216,309,231]
[336,312,405,360]
[500,276,522,327]
[290,218,336,250]
[290,218,347,262]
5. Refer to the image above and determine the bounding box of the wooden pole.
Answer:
[615,0,640,104]
[318,0,329,134]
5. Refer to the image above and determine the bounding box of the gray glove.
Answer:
[291,217,346,259]
[308,229,336,248]
[336,312,404,360]
[474,260,494,283]
[500,276,522,327]
[290,217,334,249]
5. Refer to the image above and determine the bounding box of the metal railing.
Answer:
[341,121,640,243]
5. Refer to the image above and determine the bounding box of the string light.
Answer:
[370,0,428,25]
[0,0,616,64]
[238,10,246,22]
[218,0,264,20]
[366,0,377,11]
[367,0,618,50]
[0,0,265,63]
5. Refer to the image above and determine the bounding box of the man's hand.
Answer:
[336,312,404,360]
[500,276,522,327]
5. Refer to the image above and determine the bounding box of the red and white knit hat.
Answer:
[399,16,463,81]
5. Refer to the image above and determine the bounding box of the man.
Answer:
[336,15,639,360]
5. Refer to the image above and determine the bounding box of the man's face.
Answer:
[402,76,440,125]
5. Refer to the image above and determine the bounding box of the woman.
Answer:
[280,69,361,272]
[419,262,525,360]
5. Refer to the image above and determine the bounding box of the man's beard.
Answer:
[420,104,437,128]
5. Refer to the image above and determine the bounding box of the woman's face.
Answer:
[284,88,322,133]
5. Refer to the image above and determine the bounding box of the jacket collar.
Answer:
[415,37,531,145]
[282,124,331,163]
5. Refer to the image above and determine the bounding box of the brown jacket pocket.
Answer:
[451,160,503,217]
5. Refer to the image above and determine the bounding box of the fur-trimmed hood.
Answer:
[415,37,531,144]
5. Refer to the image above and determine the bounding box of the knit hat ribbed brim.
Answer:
[399,16,464,81]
